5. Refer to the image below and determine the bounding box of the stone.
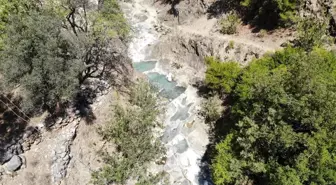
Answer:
[135,13,148,22]
[0,165,4,175]
[51,124,77,183]
[4,155,22,172]
[0,150,14,164]
[15,144,23,155]
[20,156,26,169]
[174,138,189,154]
[56,118,63,125]
[22,142,31,152]
[34,137,42,145]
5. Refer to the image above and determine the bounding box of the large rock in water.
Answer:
[4,155,22,172]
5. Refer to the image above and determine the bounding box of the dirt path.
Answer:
[166,15,288,52]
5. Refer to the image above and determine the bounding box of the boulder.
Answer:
[135,13,148,22]
[4,155,22,172]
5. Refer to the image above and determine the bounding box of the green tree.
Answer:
[220,12,241,35]
[92,81,165,185]
[240,0,299,28]
[0,11,82,112]
[0,0,39,48]
[295,16,331,51]
[205,57,241,94]
[0,0,129,113]
[210,47,336,185]
[56,0,129,83]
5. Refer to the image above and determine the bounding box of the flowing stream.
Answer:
[120,1,211,184]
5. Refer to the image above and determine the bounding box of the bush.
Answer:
[295,16,330,51]
[258,29,267,38]
[211,47,336,185]
[92,81,165,185]
[205,57,242,94]
[227,40,235,50]
[201,94,224,123]
[220,12,241,34]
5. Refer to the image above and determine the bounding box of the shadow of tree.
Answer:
[193,80,237,184]
[329,16,336,37]
[207,0,241,19]
[155,0,182,18]
[43,86,97,130]
[74,87,97,125]
[192,80,213,98]
[198,109,236,185]
[207,0,284,31]
[0,94,29,163]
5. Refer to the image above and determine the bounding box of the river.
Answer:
[120,1,211,184]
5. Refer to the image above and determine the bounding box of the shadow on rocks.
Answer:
[198,111,236,185]
[74,86,97,125]
[0,94,29,164]
[193,80,236,185]
[43,86,98,130]
[192,80,213,98]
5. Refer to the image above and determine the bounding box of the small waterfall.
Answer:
[120,1,211,184]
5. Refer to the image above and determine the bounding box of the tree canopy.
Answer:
[92,81,165,185]
[206,47,336,185]
[240,0,299,28]
[0,0,129,113]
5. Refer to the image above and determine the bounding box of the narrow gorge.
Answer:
[3,0,333,184]
[121,0,211,184]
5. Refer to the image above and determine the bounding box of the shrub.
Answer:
[205,57,242,94]
[258,29,267,38]
[201,94,224,123]
[92,81,165,184]
[220,12,241,34]
[227,40,235,50]
[295,16,330,51]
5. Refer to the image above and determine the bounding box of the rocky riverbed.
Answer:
[120,1,211,184]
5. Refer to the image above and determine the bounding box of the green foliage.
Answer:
[295,16,330,51]
[0,0,39,48]
[211,47,336,184]
[227,41,235,50]
[258,29,268,38]
[92,81,165,185]
[240,0,299,27]
[0,0,129,113]
[0,11,82,112]
[135,171,169,185]
[220,12,241,34]
[92,0,129,38]
[205,57,242,94]
[212,133,240,184]
[201,94,224,123]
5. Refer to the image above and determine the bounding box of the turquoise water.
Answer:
[133,61,157,72]
[147,72,186,100]
[133,61,186,100]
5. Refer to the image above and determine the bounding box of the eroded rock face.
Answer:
[150,30,265,69]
